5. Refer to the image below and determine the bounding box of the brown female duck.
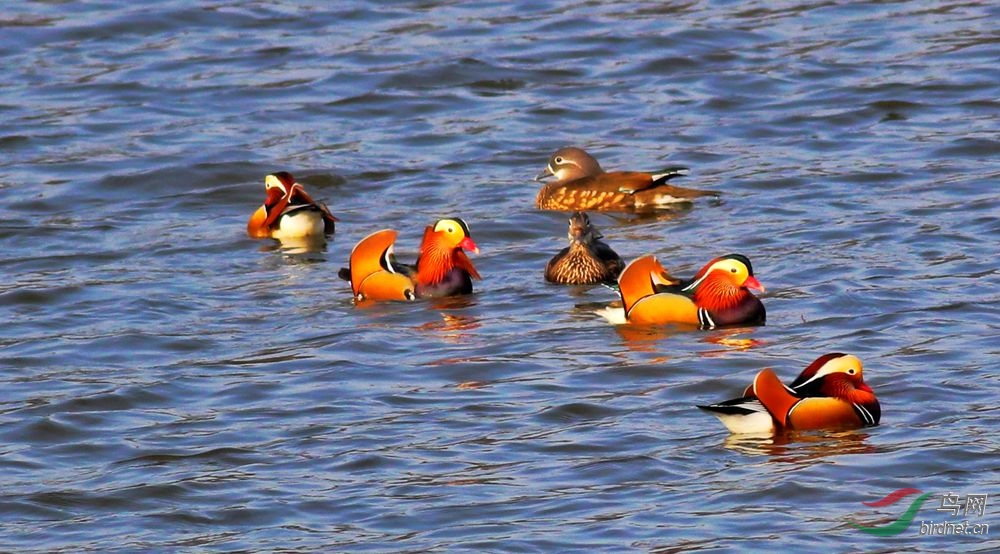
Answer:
[534,147,717,211]
[545,211,624,285]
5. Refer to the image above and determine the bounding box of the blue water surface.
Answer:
[1,1,998,551]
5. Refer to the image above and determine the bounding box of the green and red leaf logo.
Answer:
[850,488,933,536]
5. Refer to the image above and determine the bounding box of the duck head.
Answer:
[568,211,602,244]
[790,353,875,398]
[680,254,763,310]
[263,171,310,214]
[416,218,481,286]
[535,147,604,182]
[248,171,334,238]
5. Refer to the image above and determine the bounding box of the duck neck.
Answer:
[693,277,752,311]
[823,377,878,405]
[417,242,455,286]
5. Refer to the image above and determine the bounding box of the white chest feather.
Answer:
[273,210,324,239]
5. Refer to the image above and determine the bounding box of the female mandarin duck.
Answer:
[534,147,718,211]
[698,353,881,434]
[598,253,765,327]
[247,171,337,240]
[344,218,481,302]
[545,211,625,285]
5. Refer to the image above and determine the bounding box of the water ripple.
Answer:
[1,0,999,551]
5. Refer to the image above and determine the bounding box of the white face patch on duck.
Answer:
[793,355,863,390]
[548,164,566,180]
[682,259,750,292]
[264,173,295,194]
[549,157,585,180]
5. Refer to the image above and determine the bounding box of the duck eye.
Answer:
[848,369,856,375]
[555,157,564,164]
[730,267,738,273]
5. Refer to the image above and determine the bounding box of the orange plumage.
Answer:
[348,230,416,302]
[601,254,765,327]
[699,353,881,434]
[344,218,481,302]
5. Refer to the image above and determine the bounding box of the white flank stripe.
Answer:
[698,308,716,329]
[854,403,875,425]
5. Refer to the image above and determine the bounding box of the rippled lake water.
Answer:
[2,1,998,551]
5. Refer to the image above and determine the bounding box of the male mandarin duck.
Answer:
[597,253,766,327]
[534,147,718,211]
[343,218,481,302]
[698,353,881,434]
[247,171,337,240]
[545,211,625,285]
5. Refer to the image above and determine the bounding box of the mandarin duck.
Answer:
[545,211,625,285]
[597,254,765,327]
[534,147,718,211]
[343,218,481,302]
[698,353,881,434]
[247,171,337,239]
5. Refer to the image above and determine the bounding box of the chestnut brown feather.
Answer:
[545,211,624,285]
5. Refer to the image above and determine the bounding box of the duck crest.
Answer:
[790,352,847,390]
